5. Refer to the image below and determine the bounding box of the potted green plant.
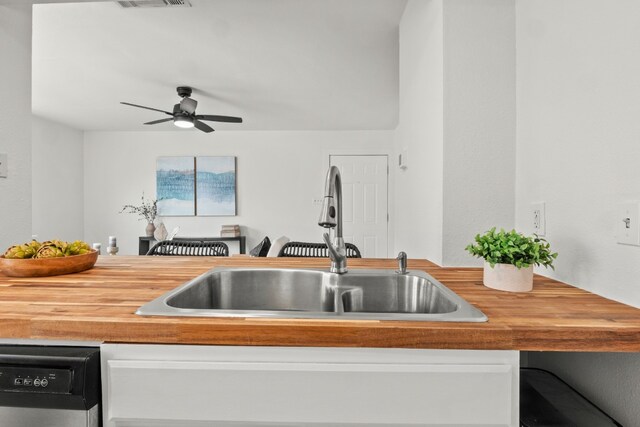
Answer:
[465,228,557,292]
[121,193,158,237]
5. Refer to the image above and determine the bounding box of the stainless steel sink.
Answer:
[136,268,487,322]
[167,269,333,312]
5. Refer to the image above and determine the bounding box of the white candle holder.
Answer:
[92,243,102,255]
[106,246,119,256]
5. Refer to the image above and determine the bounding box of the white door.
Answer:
[330,155,388,258]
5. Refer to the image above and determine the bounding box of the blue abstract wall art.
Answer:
[196,156,237,216]
[156,157,195,216]
[156,156,237,216]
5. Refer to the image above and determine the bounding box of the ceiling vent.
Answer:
[117,0,192,8]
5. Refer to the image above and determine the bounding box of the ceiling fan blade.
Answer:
[194,120,215,133]
[121,102,173,115]
[195,115,243,123]
[144,118,173,125]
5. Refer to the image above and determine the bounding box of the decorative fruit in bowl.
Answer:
[3,240,92,259]
[0,240,98,277]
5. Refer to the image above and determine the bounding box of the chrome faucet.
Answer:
[318,166,348,274]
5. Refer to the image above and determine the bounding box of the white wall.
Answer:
[84,130,394,255]
[394,0,444,263]
[517,0,640,424]
[395,0,515,265]
[442,0,516,265]
[0,3,32,251]
[516,0,640,307]
[32,115,84,242]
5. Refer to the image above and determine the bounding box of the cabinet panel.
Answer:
[103,345,518,426]
[108,361,513,425]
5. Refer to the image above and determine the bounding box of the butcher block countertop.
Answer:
[0,256,639,352]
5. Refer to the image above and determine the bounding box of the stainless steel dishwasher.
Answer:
[0,345,100,427]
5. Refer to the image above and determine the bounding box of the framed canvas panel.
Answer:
[196,156,237,216]
[156,156,195,216]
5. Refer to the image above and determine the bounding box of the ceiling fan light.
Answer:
[174,115,194,129]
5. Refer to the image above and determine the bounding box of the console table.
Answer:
[139,236,246,256]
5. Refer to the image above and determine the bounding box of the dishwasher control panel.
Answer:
[0,366,72,394]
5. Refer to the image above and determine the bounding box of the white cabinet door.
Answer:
[102,345,519,427]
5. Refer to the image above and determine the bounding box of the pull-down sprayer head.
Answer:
[318,197,337,229]
[318,166,342,236]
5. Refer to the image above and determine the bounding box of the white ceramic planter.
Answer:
[145,222,156,237]
[483,262,533,292]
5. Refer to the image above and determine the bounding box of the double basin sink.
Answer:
[137,268,487,322]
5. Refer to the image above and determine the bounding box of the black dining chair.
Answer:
[146,240,229,256]
[277,241,362,258]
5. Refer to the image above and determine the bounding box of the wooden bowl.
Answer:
[0,250,99,277]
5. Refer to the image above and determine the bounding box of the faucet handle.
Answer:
[323,233,348,274]
[322,232,331,245]
[323,233,338,259]
[396,251,407,274]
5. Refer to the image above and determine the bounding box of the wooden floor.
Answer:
[0,256,639,352]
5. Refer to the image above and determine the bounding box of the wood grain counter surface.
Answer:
[0,256,639,352]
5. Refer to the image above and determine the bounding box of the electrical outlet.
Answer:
[0,153,7,178]
[531,202,546,236]
[617,202,640,246]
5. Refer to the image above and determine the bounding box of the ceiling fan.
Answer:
[121,86,242,133]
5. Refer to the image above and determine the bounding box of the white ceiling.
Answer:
[32,0,406,131]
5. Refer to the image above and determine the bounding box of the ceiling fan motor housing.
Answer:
[180,97,198,114]
[176,86,193,98]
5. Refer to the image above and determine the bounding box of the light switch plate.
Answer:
[0,153,7,178]
[617,202,640,246]
[398,148,408,169]
[531,202,546,236]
